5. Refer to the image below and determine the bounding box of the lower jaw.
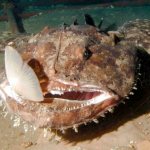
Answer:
[4,94,119,131]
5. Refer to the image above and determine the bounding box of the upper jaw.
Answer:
[48,78,108,93]
[45,79,119,105]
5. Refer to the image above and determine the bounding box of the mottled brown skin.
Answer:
[25,27,135,97]
[2,19,150,131]
[119,19,150,53]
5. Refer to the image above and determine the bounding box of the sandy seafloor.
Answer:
[0,4,150,150]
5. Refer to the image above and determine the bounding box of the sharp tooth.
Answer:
[73,125,78,133]
[126,96,130,99]
[100,113,105,117]
[81,103,86,107]
[108,107,114,113]
[93,119,99,124]
[73,106,76,110]
[129,92,134,95]
[60,128,66,134]
[50,90,64,95]
[132,87,137,90]
[84,122,87,125]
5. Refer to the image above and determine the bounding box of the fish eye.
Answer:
[83,48,92,60]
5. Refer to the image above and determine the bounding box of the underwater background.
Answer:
[0,1,150,150]
[0,0,150,33]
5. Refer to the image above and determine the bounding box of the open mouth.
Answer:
[47,91,101,101]
[41,81,119,113]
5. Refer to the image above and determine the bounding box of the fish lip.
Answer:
[49,86,103,94]
[47,80,118,105]
[56,78,101,87]
[51,91,119,104]
[51,78,107,92]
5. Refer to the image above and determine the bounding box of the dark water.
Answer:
[0,2,150,33]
